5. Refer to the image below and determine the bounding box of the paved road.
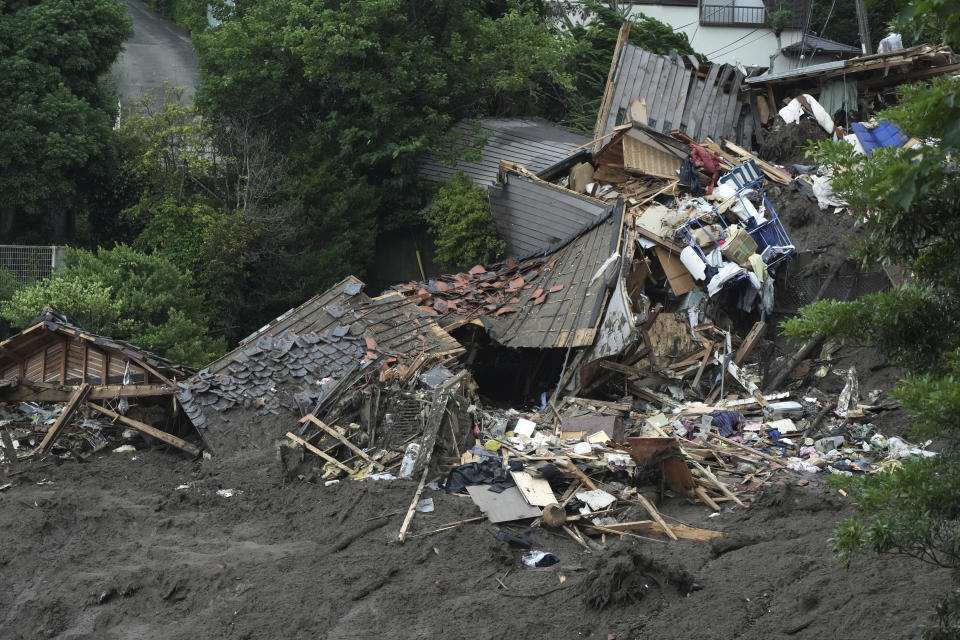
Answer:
[111,0,200,108]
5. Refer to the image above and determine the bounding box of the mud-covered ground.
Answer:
[2,155,943,640]
[1,441,950,640]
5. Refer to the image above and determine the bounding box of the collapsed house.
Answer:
[175,276,474,476]
[3,20,943,549]
[0,310,199,460]
[596,23,751,147]
[746,43,958,143]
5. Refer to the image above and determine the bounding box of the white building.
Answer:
[567,0,814,72]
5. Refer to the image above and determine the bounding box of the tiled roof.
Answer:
[392,202,626,349]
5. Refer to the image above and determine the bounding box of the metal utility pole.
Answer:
[854,0,872,54]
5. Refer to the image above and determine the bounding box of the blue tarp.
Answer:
[852,121,908,155]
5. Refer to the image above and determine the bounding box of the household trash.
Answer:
[522,550,559,568]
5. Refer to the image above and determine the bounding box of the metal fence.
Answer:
[0,245,67,283]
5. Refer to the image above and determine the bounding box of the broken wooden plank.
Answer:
[596,360,649,379]
[559,457,599,491]
[631,385,683,409]
[302,414,383,470]
[709,432,785,466]
[566,397,632,412]
[722,139,791,183]
[510,470,557,507]
[590,519,725,541]
[695,486,722,511]
[691,459,745,507]
[5,382,178,403]
[286,431,356,474]
[88,401,201,457]
[734,321,766,365]
[636,494,678,541]
[36,383,90,453]
[398,465,431,542]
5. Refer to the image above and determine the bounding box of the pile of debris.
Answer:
[0,310,200,465]
[2,23,945,557]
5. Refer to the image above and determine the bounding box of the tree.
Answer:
[783,67,960,637]
[425,171,505,268]
[1,246,225,367]
[553,0,696,132]
[0,0,132,240]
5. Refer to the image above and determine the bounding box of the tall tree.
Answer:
[0,0,132,240]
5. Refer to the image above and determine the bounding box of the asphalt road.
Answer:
[111,0,200,108]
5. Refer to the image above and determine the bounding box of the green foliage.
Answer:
[768,9,792,33]
[808,0,899,48]
[0,0,131,236]
[557,1,696,132]
[2,274,124,336]
[829,456,960,568]
[787,64,960,637]
[895,0,960,48]
[425,171,505,268]
[0,246,225,367]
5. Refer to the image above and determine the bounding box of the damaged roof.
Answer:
[178,277,463,441]
[594,24,746,146]
[418,117,590,186]
[394,202,626,349]
[0,309,190,386]
[488,164,615,258]
[781,34,861,58]
[747,43,958,85]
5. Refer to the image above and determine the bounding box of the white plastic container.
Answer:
[398,442,421,478]
[680,246,707,280]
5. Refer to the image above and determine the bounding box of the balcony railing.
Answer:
[700,4,767,26]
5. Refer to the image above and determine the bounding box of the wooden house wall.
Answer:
[3,333,151,386]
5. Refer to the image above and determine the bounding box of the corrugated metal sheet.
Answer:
[419,118,591,186]
[488,169,613,258]
[595,39,747,147]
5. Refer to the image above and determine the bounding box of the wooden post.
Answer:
[695,486,722,511]
[88,402,202,457]
[60,338,68,384]
[691,460,745,507]
[397,465,430,543]
[36,384,91,453]
[734,321,766,365]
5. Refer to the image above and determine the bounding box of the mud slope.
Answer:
[1,450,949,640]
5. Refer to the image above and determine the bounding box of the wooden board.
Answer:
[89,402,201,457]
[734,321,766,365]
[584,520,725,541]
[654,247,695,296]
[466,485,542,523]
[36,383,90,453]
[510,470,558,507]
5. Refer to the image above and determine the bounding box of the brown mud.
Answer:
[1,446,949,640]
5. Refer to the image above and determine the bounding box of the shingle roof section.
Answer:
[488,169,614,258]
[418,118,591,186]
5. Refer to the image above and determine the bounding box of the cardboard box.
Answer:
[720,226,757,267]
